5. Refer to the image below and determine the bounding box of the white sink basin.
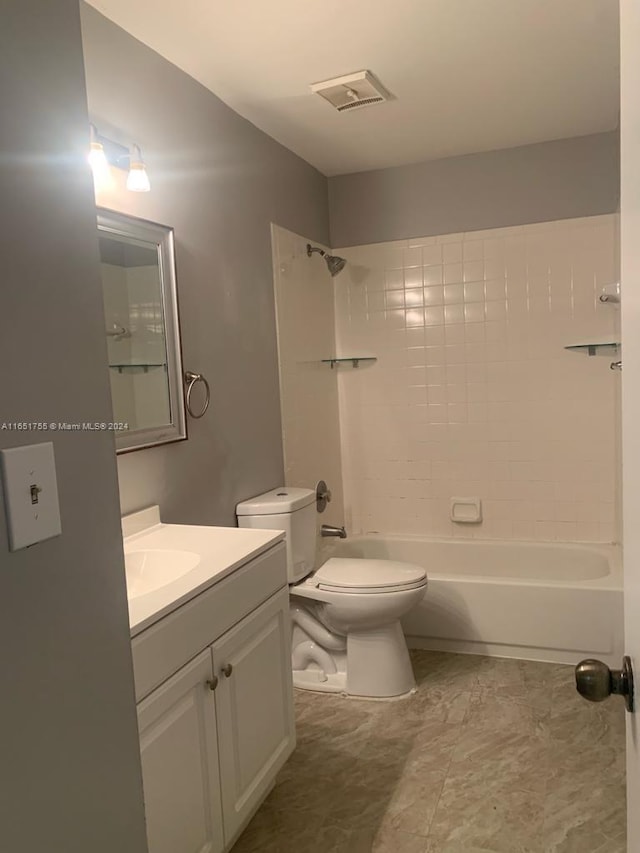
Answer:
[122,506,286,634]
[125,549,201,599]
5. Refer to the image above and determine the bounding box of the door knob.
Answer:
[206,677,218,691]
[221,663,233,678]
[575,656,634,712]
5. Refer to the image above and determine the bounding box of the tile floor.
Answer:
[232,650,626,853]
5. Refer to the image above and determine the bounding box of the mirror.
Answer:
[97,209,186,452]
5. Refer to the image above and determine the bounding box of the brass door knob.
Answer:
[575,657,634,712]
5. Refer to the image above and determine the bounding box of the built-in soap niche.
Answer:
[450,497,483,524]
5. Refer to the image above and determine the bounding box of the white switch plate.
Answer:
[0,442,62,550]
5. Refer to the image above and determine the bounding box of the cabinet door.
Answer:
[213,588,295,843]
[137,650,224,853]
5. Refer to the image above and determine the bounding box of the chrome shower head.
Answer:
[307,243,347,277]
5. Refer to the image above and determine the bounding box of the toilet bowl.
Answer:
[291,558,427,697]
[236,487,427,698]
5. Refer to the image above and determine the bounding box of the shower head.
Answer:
[325,254,347,276]
[307,243,347,278]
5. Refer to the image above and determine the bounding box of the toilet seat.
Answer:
[313,557,427,595]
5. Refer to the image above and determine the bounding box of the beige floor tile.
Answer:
[231,807,324,852]
[545,693,626,750]
[426,766,546,852]
[425,843,506,853]
[464,689,550,734]
[449,726,550,795]
[306,822,353,853]
[375,766,447,836]
[410,649,484,691]
[347,825,430,852]
[231,651,626,853]
[541,743,626,852]
[405,685,474,725]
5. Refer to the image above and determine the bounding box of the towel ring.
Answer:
[184,371,211,419]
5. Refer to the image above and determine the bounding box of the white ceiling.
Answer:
[85,0,619,177]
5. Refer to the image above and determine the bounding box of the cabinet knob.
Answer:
[221,663,233,678]
[206,677,219,691]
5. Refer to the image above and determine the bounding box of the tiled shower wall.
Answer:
[335,215,620,542]
[271,225,345,527]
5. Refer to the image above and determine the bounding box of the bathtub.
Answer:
[327,535,623,667]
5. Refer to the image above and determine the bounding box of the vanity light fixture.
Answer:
[88,123,111,190]
[88,124,152,193]
[126,143,151,193]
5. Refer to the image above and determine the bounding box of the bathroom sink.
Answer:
[121,505,286,634]
[124,549,201,599]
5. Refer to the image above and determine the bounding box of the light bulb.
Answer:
[88,124,111,191]
[127,144,151,192]
[126,163,151,192]
[89,141,111,189]
[89,141,109,174]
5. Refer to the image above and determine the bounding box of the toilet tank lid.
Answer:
[236,487,315,516]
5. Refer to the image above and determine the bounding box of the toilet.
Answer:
[236,487,427,698]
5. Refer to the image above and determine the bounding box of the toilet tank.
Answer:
[236,487,317,583]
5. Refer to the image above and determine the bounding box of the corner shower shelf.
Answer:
[109,363,167,374]
[321,357,377,369]
[564,341,620,357]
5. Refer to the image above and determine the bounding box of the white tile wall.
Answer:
[335,215,620,542]
[271,225,345,526]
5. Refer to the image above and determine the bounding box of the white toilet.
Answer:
[236,487,427,698]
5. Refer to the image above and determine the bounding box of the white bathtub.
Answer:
[328,535,623,666]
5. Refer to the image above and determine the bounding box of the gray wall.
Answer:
[80,5,329,526]
[0,2,147,851]
[329,132,620,247]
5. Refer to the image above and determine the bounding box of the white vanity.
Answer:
[123,507,294,853]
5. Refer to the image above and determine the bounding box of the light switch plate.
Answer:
[0,442,62,550]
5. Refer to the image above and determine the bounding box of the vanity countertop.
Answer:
[123,506,285,636]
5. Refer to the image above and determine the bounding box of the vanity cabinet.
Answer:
[137,651,224,853]
[213,591,294,841]
[132,542,294,853]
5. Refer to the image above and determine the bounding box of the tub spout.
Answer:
[321,524,347,539]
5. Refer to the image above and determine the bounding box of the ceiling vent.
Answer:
[310,70,391,113]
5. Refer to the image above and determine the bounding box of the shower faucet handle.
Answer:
[316,480,332,513]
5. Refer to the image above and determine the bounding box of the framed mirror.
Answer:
[97,209,187,453]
